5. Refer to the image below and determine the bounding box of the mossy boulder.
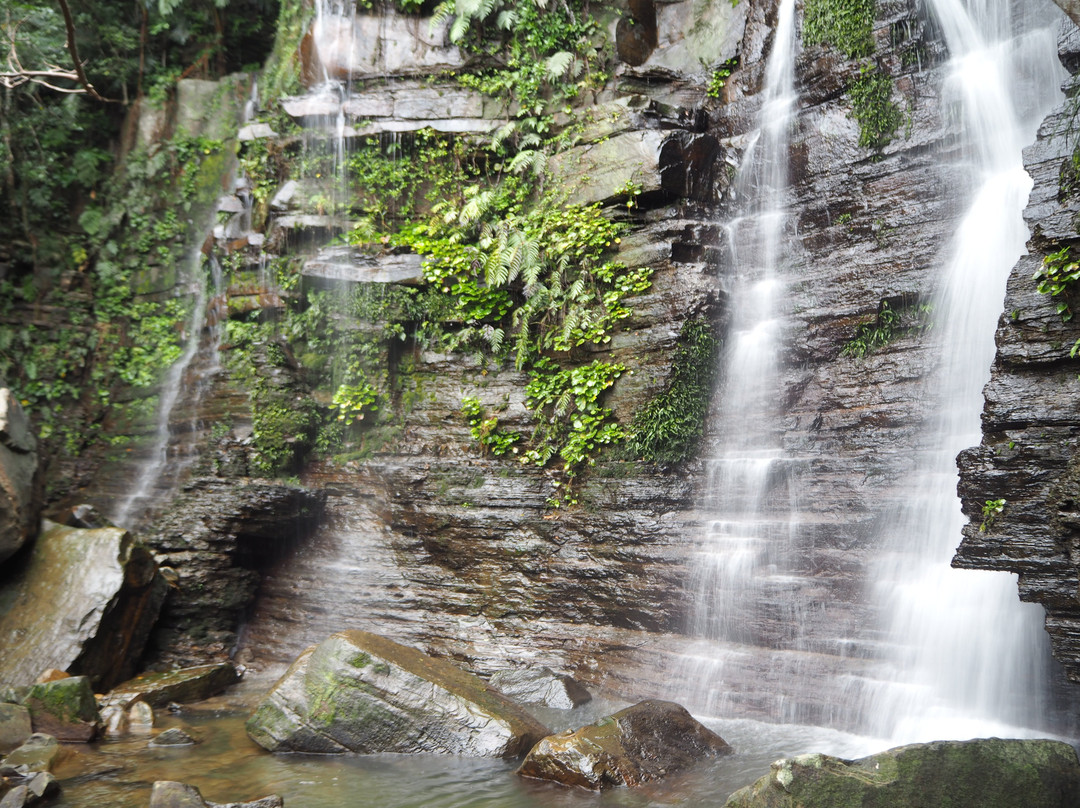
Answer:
[723,739,1080,808]
[517,699,733,789]
[245,630,550,757]
[19,677,100,743]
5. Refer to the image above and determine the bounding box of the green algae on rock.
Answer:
[723,738,1080,808]
[19,677,101,743]
[245,630,549,757]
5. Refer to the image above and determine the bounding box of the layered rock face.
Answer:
[956,30,1080,683]
[50,0,1080,729]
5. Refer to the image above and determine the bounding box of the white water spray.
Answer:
[868,0,1066,742]
[685,0,802,715]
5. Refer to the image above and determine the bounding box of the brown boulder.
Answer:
[517,699,732,789]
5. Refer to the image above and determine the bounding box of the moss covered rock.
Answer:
[517,699,733,789]
[19,677,100,743]
[723,738,1080,808]
[245,630,550,757]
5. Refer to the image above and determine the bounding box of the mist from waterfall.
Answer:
[865,0,1067,742]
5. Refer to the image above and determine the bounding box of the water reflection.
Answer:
[52,707,883,808]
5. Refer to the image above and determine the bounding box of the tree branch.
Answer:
[54,0,117,103]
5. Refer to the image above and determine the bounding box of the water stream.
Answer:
[862,0,1068,742]
[112,251,223,530]
[682,0,806,718]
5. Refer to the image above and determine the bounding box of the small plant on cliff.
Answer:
[803,0,876,60]
[980,498,1006,533]
[842,299,932,358]
[460,396,520,456]
[706,58,738,99]
[629,318,720,465]
[849,66,901,150]
[1034,245,1080,321]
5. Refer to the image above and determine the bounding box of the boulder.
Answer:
[2,734,62,772]
[0,704,31,754]
[106,663,240,709]
[489,667,591,709]
[723,739,1080,808]
[0,521,167,692]
[19,677,100,742]
[517,699,732,790]
[246,630,550,757]
[149,781,283,808]
[0,389,41,565]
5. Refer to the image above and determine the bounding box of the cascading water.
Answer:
[684,0,804,717]
[866,0,1067,742]
[113,252,224,529]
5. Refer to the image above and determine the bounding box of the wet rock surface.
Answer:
[489,667,591,709]
[0,389,40,566]
[16,677,100,743]
[517,699,732,790]
[106,663,240,709]
[0,522,165,692]
[723,739,1080,808]
[246,630,550,757]
[0,705,30,754]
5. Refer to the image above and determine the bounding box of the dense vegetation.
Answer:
[0,0,277,461]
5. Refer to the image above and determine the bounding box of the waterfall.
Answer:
[868,0,1066,742]
[684,0,802,717]
[113,252,223,529]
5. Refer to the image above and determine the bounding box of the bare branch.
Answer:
[54,0,117,102]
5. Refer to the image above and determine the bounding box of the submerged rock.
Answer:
[149,727,197,747]
[0,521,166,692]
[246,630,550,757]
[18,677,100,743]
[489,667,591,709]
[517,699,732,789]
[2,733,62,772]
[0,785,29,808]
[0,389,41,566]
[723,739,1080,808]
[149,782,282,808]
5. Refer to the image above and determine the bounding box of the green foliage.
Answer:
[250,396,321,475]
[1034,246,1080,322]
[435,0,605,142]
[706,58,738,99]
[332,380,380,423]
[980,498,1006,533]
[803,0,876,60]
[460,396,520,456]
[843,299,933,358]
[629,318,720,465]
[522,358,625,490]
[849,67,901,150]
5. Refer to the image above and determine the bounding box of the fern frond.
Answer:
[545,51,574,79]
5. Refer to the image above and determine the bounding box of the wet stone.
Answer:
[149,727,198,747]
[107,663,239,709]
[488,667,591,709]
[724,739,1080,808]
[0,704,31,754]
[2,734,61,772]
[26,771,58,801]
[517,700,733,790]
[246,630,550,757]
[20,677,100,743]
[0,785,28,808]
